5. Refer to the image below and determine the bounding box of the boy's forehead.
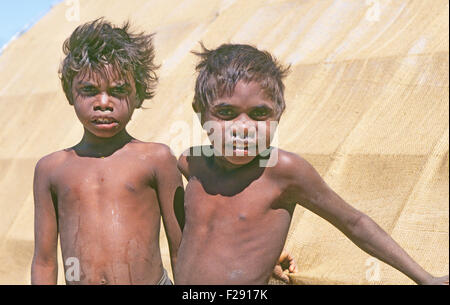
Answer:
[212,81,275,107]
[74,64,134,87]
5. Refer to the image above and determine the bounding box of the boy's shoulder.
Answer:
[35,149,72,171]
[265,148,318,187]
[176,146,316,183]
[36,142,176,170]
[129,140,175,157]
[129,140,177,166]
[176,146,204,179]
[34,149,75,182]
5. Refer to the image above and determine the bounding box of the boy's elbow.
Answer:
[346,213,373,235]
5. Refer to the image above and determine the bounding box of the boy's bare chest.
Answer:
[51,156,155,202]
[184,175,284,223]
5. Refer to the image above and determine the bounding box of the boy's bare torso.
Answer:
[45,141,167,284]
[175,147,296,284]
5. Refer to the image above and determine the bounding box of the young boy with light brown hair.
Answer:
[174,43,449,285]
[31,19,183,285]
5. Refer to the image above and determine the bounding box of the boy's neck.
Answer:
[212,155,261,173]
[213,156,244,172]
[210,147,274,173]
[75,129,134,158]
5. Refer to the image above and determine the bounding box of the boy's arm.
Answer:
[278,152,447,285]
[154,145,184,278]
[177,150,190,180]
[31,157,59,285]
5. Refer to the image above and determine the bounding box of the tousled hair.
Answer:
[192,43,290,118]
[59,18,158,108]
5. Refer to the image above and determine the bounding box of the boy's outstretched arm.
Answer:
[31,157,59,285]
[154,145,184,279]
[277,152,448,285]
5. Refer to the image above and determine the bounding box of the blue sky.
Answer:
[0,0,62,49]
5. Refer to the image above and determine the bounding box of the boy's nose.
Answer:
[231,119,256,139]
[93,93,114,112]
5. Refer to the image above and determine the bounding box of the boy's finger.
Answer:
[287,254,298,272]
[280,273,290,284]
[289,263,298,273]
[274,269,290,284]
[273,265,288,283]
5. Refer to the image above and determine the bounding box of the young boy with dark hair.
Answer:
[31,19,183,285]
[174,43,449,285]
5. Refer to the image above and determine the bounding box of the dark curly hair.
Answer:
[192,43,290,118]
[59,18,158,108]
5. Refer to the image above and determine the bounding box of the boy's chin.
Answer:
[85,126,122,139]
[222,155,257,166]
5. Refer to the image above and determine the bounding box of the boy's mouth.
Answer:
[225,140,257,156]
[91,116,119,129]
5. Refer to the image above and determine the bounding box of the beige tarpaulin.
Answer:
[0,0,448,284]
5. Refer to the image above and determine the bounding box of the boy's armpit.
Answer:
[173,186,185,231]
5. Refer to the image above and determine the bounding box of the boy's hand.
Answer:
[272,250,298,284]
[422,275,449,285]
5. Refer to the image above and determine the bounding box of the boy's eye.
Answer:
[110,86,129,96]
[216,108,236,119]
[80,86,99,96]
[250,108,272,120]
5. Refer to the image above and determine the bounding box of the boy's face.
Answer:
[203,80,279,166]
[71,65,138,138]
